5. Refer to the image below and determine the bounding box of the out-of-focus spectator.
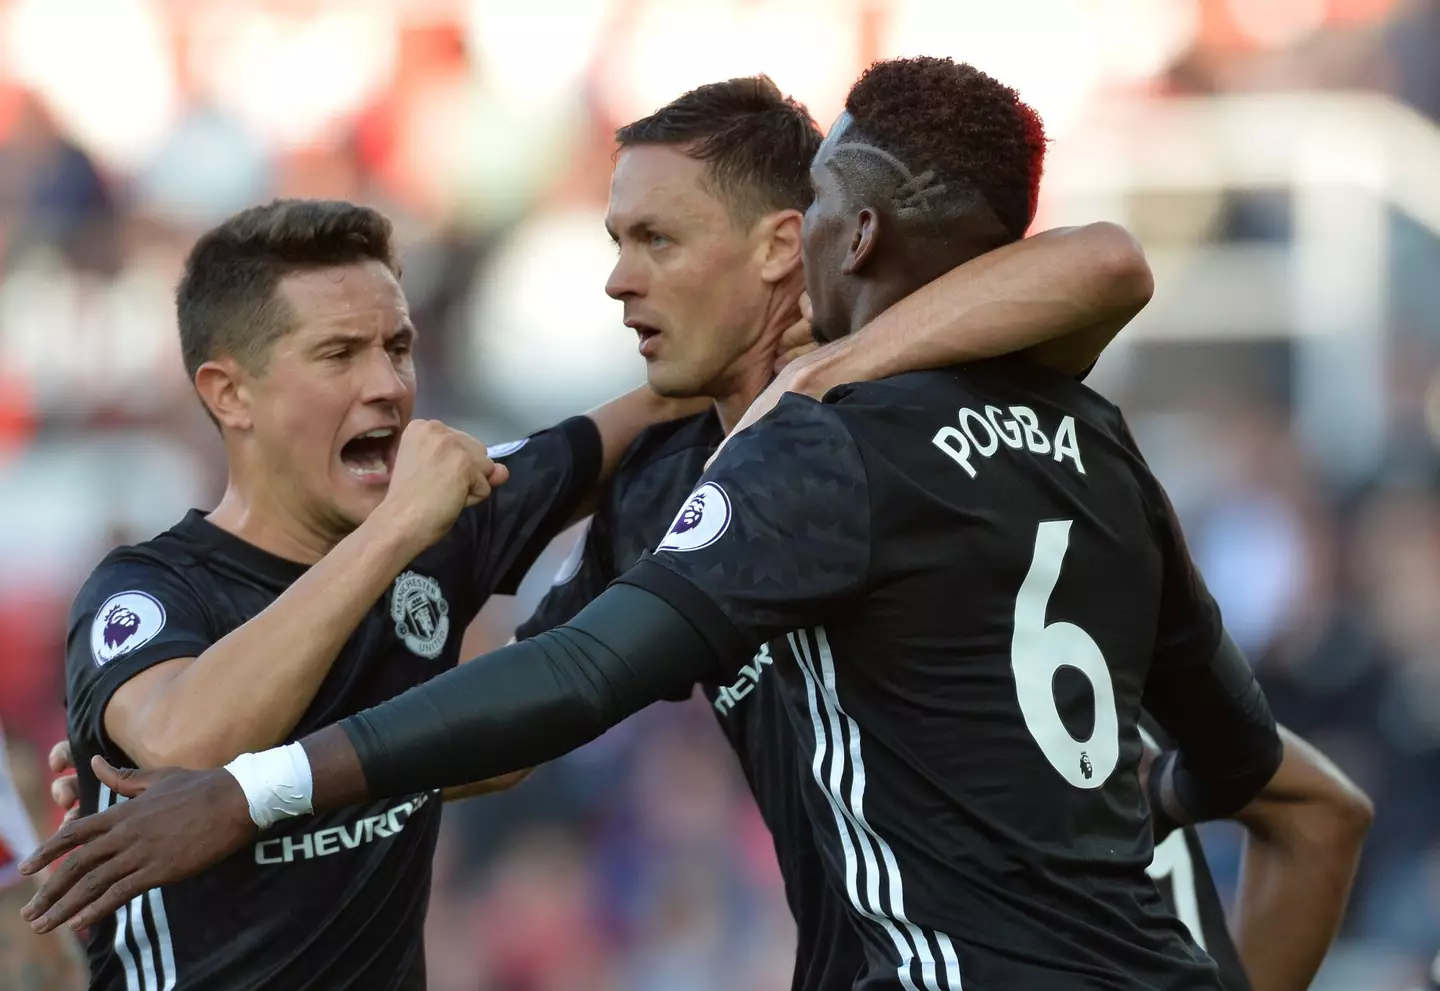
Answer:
[0,90,118,275]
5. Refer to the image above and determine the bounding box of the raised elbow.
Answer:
[1081,222,1154,315]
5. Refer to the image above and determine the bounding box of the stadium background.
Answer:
[0,0,1435,987]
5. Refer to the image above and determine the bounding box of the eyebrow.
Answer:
[606,216,666,242]
[312,323,415,350]
[312,331,369,350]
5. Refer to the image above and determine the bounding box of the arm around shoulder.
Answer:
[792,221,1153,392]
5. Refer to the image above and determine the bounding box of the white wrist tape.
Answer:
[224,743,314,830]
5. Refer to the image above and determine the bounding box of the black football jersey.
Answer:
[622,359,1241,990]
[516,410,864,991]
[516,411,724,644]
[64,418,600,991]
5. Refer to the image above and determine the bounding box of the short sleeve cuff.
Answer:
[490,416,603,596]
[614,559,754,674]
[555,416,604,500]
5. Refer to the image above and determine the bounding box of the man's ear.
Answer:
[841,208,879,276]
[757,209,804,284]
[194,357,253,432]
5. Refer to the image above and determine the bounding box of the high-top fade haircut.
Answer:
[834,57,1046,244]
[176,198,400,384]
[615,75,823,227]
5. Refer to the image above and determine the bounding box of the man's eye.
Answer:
[649,234,671,249]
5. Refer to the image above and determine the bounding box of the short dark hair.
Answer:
[842,57,1046,240]
[615,75,823,225]
[176,198,400,383]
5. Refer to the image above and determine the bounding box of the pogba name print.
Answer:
[932,404,1085,479]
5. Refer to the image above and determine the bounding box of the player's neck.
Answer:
[845,281,917,340]
[208,482,341,566]
[712,360,774,434]
[845,243,981,338]
[712,285,803,433]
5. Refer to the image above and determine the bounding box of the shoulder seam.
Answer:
[80,544,218,632]
[96,544,212,586]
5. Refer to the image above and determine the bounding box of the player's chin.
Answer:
[330,470,389,523]
[645,360,709,401]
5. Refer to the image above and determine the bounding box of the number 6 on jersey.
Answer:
[1012,519,1119,788]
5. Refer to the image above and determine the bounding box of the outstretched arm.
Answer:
[20,582,725,933]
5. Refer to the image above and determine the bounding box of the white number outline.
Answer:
[1012,525,1208,943]
[1011,519,1120,789]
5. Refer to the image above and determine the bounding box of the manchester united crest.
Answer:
[390,571,450,659]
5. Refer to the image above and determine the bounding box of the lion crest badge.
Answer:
[391,571,450,659]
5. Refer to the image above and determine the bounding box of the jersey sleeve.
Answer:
[461,415,604,597]
[1132,436,1282,820]
[514,511,617,640]
[66,557,217,762]
[1112,415,1225,667]
[1148,480,1225,669]
[617,395,872,674]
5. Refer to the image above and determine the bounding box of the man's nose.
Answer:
[606,247,645,301]
[359,347,410,403]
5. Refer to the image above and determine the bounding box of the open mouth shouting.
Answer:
[339,426,400,484]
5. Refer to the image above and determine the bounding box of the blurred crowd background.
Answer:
[0,0,1436,988]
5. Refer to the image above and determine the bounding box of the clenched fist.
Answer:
[374,420,509,553]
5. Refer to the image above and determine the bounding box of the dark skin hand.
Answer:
[20,726,369,934]
[10,729,1199,934]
